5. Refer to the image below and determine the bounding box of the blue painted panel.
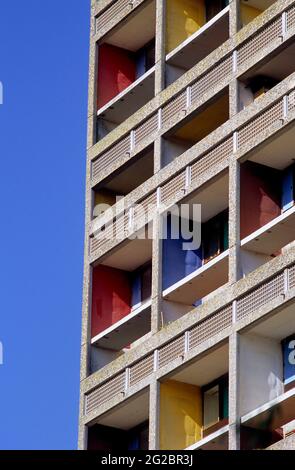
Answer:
[128,435,140,450]
[162,215,202,291]
[282,165,294,212]
[135,50,146,79]
[282,334,295,384]
[131,272,142,308]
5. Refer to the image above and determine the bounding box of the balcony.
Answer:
[162,171,229,315]
[239,1,277,29]
[91,299,152,351]
[87,389,149,450]
[162,89,229,167]
[96,0,156,139]
[159,342,229,450]
[97,67,155,139]
[90,76,295,268]
[241,206,295,257]
[238,39,295,112]
[94,0,147,38]
[90,236,152,372]
[239,296,295,449]
[91,2,295,181]
[166,4,230,85]
[92,145,154,219]
[240,122,295,276]
[84,254,295,421]
[186,424,229,450]
[241,387,295,449]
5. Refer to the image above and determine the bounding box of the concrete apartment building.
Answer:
[79,0,295,450]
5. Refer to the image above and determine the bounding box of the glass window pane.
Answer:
[203,385,219,429]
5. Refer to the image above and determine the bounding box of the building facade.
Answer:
[79,0,295,450]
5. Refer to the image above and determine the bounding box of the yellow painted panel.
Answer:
[160,380,202,450]
[94,190,117,218]
[166,0,206,53]
[174,93,229,143]
[240,4,262,28]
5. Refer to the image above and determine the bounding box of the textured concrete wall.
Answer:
[240,250,272,277]
[80,0,295,450]
[239,334,284,416]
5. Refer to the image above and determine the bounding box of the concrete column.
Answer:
[229,79,239,119]
[154,137,163,174]
[229,0,240,37]
[153,1,165,332]
[78,3,97,449]
[87,12,98,149]
[78,423,88,451]
[228,1,241,285]
[228,7,241,449]
[154,0,166,172]
[228,157,241,284]
[229,331,240,450]
[149,380,160,449]
[151,213,163,333]
[155,0,166,95]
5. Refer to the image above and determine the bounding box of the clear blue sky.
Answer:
[0,1,90,449]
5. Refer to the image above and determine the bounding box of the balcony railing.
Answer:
[90,1,295,186]
[84,259,295,419]
[186,424,229,451]
[89,82,295,261]
[94,0,146,39]
[241,386,295,448]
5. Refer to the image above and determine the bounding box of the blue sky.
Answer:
[0,1,90,449]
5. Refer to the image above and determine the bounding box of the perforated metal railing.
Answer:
[95,0,134,35]
[90,212,130,254]
[85,371,125,412]
[237,16,282,67]
[91,2,295,182]
[190,136,233,182]
[236,273,285,321]
[92,134,130,182]
[129,355,154,387]
[237,100,284,148]
[90,86,291,258]
[289,265,295,290]
[158,335,186,369]
[189,305,232,349]
[287,4,295,31]
[190,55,233,104]
[84,261,295,416]
[162,92,187,128]
[288,89,295,112]
[134,114,159,146]
[160,171,186,207]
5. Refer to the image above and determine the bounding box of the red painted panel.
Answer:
[97,43,136,109]
[88,425,127,450]
[240,162,281,239]
[91,265,131,338]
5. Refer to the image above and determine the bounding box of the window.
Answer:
[127,421,149,450]
[247,75,278,100]
[203,385,219,429]
[203,210,228,264]
[135,39,155,79]
[205,0,229,21]
[281,164,295,213]
[202,375,228,430]
[131,262,152,309]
